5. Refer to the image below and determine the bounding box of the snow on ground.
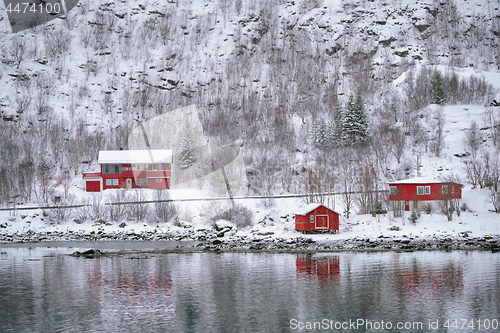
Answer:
[2,98,500,244]
[1,183,500,245]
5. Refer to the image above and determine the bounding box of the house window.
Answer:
[143,178,148,186]
[310,215,314,223]
[156,178,162,183]
[113,164,121,174]
[136,178,142,185]
[136,164,141,170]
[451,186,455,193]
[417,186,424,195]
[105,179,112,186]
[142,164,147,170]
[122,167,128,171]
[425,186,430,194]
[160,163,165,170]
[103,165,111,174]
[112,179,119,186]
[442,185,448,194]
[390,186,398,195]
[153,164,157,170]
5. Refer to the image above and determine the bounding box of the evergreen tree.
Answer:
[342,90,369,144]
[430,71,447,105]
[310,119,328,149]
[179,121,196,169]
[331,103,344,142]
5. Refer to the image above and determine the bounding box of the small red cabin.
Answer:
[388,177,462,211]
[295,203,340,233]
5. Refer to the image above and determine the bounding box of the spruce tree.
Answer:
[310,119,328,149]
[331,103,344,142]
[342,90,368,144]
[430,71,447,105]
[179,121,196,169]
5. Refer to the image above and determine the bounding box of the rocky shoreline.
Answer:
[1,230,500,253]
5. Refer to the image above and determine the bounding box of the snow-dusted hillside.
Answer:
[0,0,500,237]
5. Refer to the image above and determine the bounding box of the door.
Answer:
[315,215,329,229]
[86,180,100,192]
[126,178,132,189]
[405,201,410,211]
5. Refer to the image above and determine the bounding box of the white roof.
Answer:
[388,176,459,185]
[98,150,173,164]
[295,203,339,215]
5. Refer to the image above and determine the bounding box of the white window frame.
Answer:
[136,178,142,185]
[442,185,448,194]
[156,178,162,183]
[143,178,148,186]
[390,186,398,195]
[105,179,112,186]
[425,186,431,195]
[103,164,111,174]
[417,186,424,195]
[315,214,329,230]
[112,179,119,186]
[153,164,157,170]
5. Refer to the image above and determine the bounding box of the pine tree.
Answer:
[179,121,196,169]
[430,71,447,105]
[331,103,344,142]
[310,119,328,149]
[342,90,369,144]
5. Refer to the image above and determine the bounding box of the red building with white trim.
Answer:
[295,203,340,233]
[82,150,172,192]
[388,177,462,211]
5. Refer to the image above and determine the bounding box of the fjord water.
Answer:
[1,244,499,333]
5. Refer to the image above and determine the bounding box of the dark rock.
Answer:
[414,24,431,32]
[72,249,104,258]
[212,239,223,245]
[394,50,409,57]
[380,37,396,47]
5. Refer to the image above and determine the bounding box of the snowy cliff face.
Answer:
[0,0,499,202]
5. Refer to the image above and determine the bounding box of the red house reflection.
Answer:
[398,264,463,299]
[296,255,340,280]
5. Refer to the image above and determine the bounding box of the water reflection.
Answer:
[397,263,463,299]
[296,254,340,281]
[0,247,499,332]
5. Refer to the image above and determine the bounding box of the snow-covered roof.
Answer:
[295,203,339,215]
[388,176,460,185]
[98,150,173,164]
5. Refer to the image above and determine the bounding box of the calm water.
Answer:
[1,243,500,333]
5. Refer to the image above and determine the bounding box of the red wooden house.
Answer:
[82,150,172,192]
[388,177,462,211]
[295,203,340,233]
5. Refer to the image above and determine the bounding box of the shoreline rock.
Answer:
[1,231,499,253]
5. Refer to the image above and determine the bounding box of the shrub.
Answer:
[408,211,418,225]
[211,204,253,228]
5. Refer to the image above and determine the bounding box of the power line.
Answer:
[0,190,389,211]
